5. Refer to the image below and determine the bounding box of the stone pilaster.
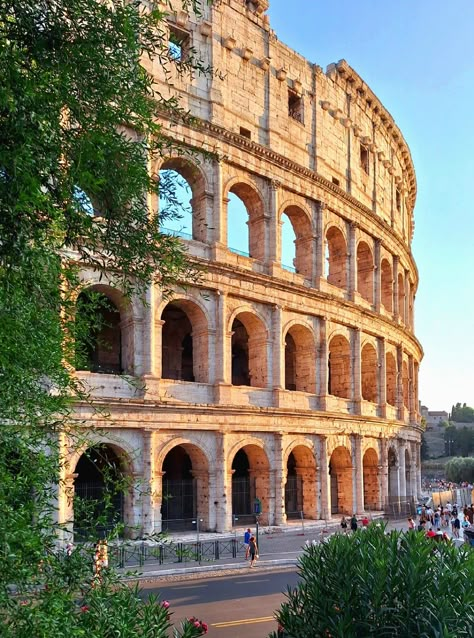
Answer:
[319,435,330,520]
[398,440,407,499]
[396,344,404,421]
[374,239,381,312]
[379,438,388,511]
[214,432,231,532]
[272,305,284,405]
[273,432,287,525]
[352,327,362,413]
[314,201,326,284]
[352,434,364,513]
[393,256,399,320]
[408,354,416,422]
[317,317,328,411]
[348,222,357,302]
[268,179,280,268]
[377,337,387,417]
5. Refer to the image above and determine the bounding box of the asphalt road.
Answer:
[141,567,299,637]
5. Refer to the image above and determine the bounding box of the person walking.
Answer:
[244,528,251,560]
[350,514,358,532]
[248,535,258,568]
[340,516,348,533]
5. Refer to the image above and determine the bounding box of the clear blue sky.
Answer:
[268,0,474,412]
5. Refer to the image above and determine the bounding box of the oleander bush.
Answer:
[270,524,474,638]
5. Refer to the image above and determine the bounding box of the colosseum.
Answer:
[60,0,423,538]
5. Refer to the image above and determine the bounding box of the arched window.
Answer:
[231,312,268,388]
[326,227,347,290]
[361,343,378,403]
[357,241,374,304]
[381,259,393,312]
[159,159,207,242]
[227,183,265,261]
[281,206,313,279]
[284,324,316,393]
[328,335,351,399]
[227,192,249,256]
[75,290,123,374]
[386,352,397,406]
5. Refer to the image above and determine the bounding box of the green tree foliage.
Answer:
[445,457,474,484]
[444,425,474,457]
[451,403,474,423]
[0,0,212,634]
[270,525,474,638]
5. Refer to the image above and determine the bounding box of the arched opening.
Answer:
[231,312,267,388]
[397,272,405,321]
[227,183,265,261]
[402,361,409,409]
[73,445,127,540]
[281,206,313,279]
[285,445,317,520]
[380,259,393,313]
[361,343,378,403]
[75,288,127,374]
[231,444,270,525]
[161,444,209,531]
[328,335,351,399]
[161,301,208,383]
[326,226,347,290]
[363,448,379,511]
[386,352,397,406]
[387,447,398,499]
[356,241,374,304]
[159,159,207,242]
[329,446,353,515]
[284,325,316,393]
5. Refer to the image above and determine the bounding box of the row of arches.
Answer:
[156,161,415,326]
[70,437,417,538]
[75,288,418,412]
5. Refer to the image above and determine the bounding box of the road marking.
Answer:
[211,616,274,628]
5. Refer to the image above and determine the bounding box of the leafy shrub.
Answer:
[270,524,474,637]
[445,456,474,483]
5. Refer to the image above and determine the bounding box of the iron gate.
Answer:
[285,475,303,519]
[161,478,196,531]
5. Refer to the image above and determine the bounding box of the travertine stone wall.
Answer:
[59,1,423,539]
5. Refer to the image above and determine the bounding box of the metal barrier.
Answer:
[109,537,246,569]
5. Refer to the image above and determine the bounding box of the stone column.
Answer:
[408,355,416,422]
[398,440,407,499]
[154,319,165,379]
[214,432,231,532]
[140,285,156,377]
[212,159,224,246]
[352,434,364,513]
[318,317,328,411]
[352,327,362,414]
[319,435,331,520]
[393,256,399,320]
[374,239,381,313]
[272,305,284,406]
[141,429,157,536]
[273,432,287,525]
[314,201,326,285]
[297,467,317,519]
[268,180,280,270]
[348,222,357,302]
[377,337,387,418]
[214,292,231,403]
[192,469,210,531]
[396,344,404,421]
[404,270,410,325]
[379,439,388,511]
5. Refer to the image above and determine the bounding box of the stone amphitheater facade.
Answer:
[60,0,423,537]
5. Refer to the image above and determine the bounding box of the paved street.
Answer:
[141,567,299,637]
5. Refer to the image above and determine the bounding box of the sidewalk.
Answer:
[120,515,400,581]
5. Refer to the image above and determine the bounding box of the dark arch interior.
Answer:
[74,446,124,540]
[231,319,250,386]
[285,452,302,518]
[161,446,195,530]
[232,449,253,522]
[162,304,194,381]
[285,333,296,390]
[76,291,122,374]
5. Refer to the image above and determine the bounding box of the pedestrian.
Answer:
[340,516,348,533]
[350,514,358,532]
[407,517,415,531]
[244,528,251,560]
[361,515,369,527]
[453,515,461,539]
[248,535,258,568]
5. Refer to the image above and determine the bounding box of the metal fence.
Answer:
[109,537,247,569]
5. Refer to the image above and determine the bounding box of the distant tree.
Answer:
[446,457,474,484]
[420,433,430,460]
[270,525,474,638]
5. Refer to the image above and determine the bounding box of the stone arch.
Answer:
[225,179,266,261]
[280,204,314,279]
[380,258,393,312]
[75,284,135,375]
[160,298,209,383]
[329,446,353,515]
[361,342,378,403]
[230,309,268,388]
[159,157,208,242]
[356,240,374,304]
[386,351,397,406]
[158,439,210,531]
[325,225,348,290]
[402,360,409,409]
[363,447,379,511]
[283,322,316,393]
[387,446,399,498]
[284,443,317,520]
[397,272,405,321]
[72,442,134,540]
[229,440,270,525]
[328,334,351,399]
